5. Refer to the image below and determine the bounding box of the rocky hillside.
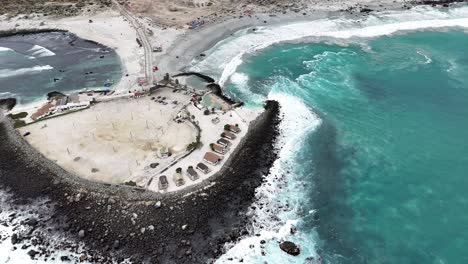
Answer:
[0,0,112,16]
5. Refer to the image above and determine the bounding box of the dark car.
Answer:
[196,163,210,174]
[159,175,169,190]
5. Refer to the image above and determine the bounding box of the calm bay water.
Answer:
[0,31,122,104]
[222,30,468,263]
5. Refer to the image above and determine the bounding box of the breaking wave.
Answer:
[27,45,56,58]
[185,3,468,264]
[0,65,53,78]
[216,84,322,262]
[192,5,468,87]
[0,47,13,52]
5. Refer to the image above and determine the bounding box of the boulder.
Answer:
[113,240,120,249]
[27,249,39,259]
[0,98,17,111]
[26,218,38,226]
[11,233,19,244]
[279,241,300,256]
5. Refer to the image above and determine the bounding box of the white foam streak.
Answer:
[416,50,432,64]
[216,94,322,263]
[0,65,53,78]
[207,5,468,263]
[0,47,13,52]
[219,54,243,86]
[27,45,56,58]
[194,5,468,86]
[0,190,92,264]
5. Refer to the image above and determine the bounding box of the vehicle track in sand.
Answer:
[112,0,153,85]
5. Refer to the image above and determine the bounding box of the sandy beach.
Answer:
[19,87,263,193]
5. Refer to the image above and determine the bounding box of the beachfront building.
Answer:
[159,175,168,190]
[160,147,171,158]
[217,138,231,147]
[196,163,210,174]
[221,131,236,140]
[54,101,90,112]
[210,143,227,154]
[187,166,199,181]
[173,168,185,187]
[203,152,222,165]
[225,124,241,133]
[31,102,54,120]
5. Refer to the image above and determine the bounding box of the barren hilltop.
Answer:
[1,0,318,27]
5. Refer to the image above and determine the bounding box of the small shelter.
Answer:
[203,152,222,165]
[196,163,210,174]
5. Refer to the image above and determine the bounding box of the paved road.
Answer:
[112,0,154,85]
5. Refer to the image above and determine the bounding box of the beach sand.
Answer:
[19,86,263,193]
[19,88,195,186]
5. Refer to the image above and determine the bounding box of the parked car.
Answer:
[187,166,199,181]
[159,175,168,190]
[196,162,210,174]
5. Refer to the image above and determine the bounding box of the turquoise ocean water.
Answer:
[227,30,468,263]
[188,5,468,264]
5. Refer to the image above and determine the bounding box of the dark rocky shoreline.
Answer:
[0,100,281,263]
[0,28,68,38]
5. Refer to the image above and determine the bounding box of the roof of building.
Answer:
[204,152,222,164]
[212,144,225,152]
[223,131,235,138]
[69,93,80,103]
[56,96,68,106]
[187,167,198,175]
[197,162,209,171]
[218,138,230,144]
[229,124,241,132]
[31,102,54,120]
[159,175,168,184]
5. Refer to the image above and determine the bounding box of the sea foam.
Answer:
[0,65,53,78]
[195,4,468,263]
[216,90,322,263]
[0,47,13,52]
[193,5,468,87]
[27,45,56,58]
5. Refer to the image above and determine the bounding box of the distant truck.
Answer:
[136,38,142,47]
[152,46,162,52]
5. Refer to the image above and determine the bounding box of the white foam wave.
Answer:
[216,93,322,263]
[0,92,16,98]
[416,50,432,64]
[192,5,468,86]
[229,72,265,104]
[0,190,93,264]
[27,45,56,58]
[0,47,13,52]
[0,65,53,78]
